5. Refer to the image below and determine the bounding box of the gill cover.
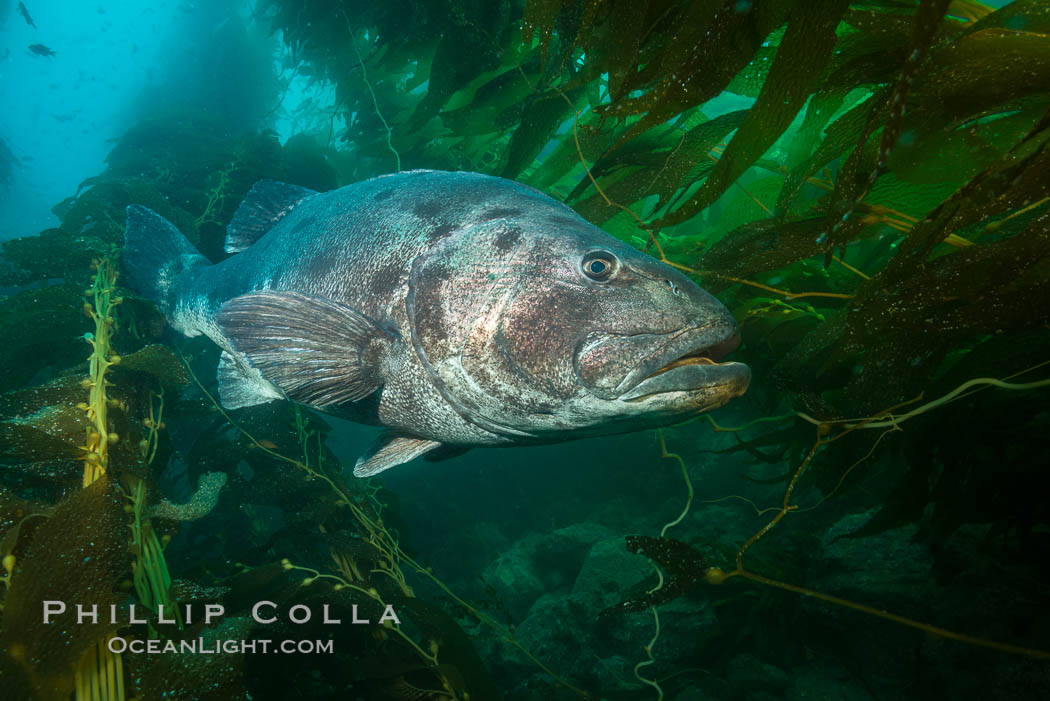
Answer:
[406,222,552,440]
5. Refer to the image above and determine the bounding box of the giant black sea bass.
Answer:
[123,171,750,476]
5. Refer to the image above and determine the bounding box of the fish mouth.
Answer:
[619,329,750,404]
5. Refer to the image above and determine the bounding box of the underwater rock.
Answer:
[571,536,651,608]
[506,570,715,696]
[814,511,934,613]
[690,501,772,550]
[511,591,601,683]
[781,660,874,701]
[481,547,546,622]
[481,522,614,621]
[598,596,716,668]
[805,511,936,691]
[726,652,791,694]
[589,654,645,696]
[919,524,1050,701]
[672,684,733,701]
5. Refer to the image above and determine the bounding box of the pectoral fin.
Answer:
[217,291,397,407]
[217,350,281,409]
[353,432,443,477]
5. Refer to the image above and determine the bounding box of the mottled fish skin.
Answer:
[127,170,750,475]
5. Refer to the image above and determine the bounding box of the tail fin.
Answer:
[122,205,210,316]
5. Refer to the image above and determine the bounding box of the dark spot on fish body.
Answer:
[291,215,317,235]
[478,207,523,222]
[370,259,405,296]
[428,222,456,242]
[493,226,522,252]
[493,329,567,404]
[412,199,445,220]
[373,189,395,202]
[412,263,455,348]
[302,248,334,278]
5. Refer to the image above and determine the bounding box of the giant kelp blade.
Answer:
[0,480,129,701]
[822,0,954,253]
[884,110,1050,271]
[0,286,92,393]
[572,110,748,225]
[773,204,1050,417]
[654,0,850,228]
[702,217,828,283]
[522,0,565,68]
[591,1,648,99]
[960,0,1050,37]
[500,86,584,179]
[594,0,792,152]
[407,3,513,128]
[904,27,1050,126]
[775,89,884,218]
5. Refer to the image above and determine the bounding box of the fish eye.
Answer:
[581,251,618,282]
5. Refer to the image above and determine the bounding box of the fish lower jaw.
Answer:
[619,361,751,404]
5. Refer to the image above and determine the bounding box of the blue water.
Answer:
[0,0,287,239]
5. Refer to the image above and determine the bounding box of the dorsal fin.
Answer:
[224,180,317,254]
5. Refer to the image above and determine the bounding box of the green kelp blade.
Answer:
[409,7,509,127]
[906,27,1050,127]
[776,88,884,218]
[774,207,1050,418]
[597,1,649,100]
[782,7,919,174]
[595,0,791,152]
[572,110,747,225]
[959,0,1050,38]
[822,0,954,252]
[522,0,564,68]
[885,108,1045,186]
[654,0,849,228]
[885,112,1050,271]
[702,217,828,283]
[501,85,585,179]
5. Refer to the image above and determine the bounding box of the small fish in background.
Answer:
[28,43,55,57]
[18,2,36,29]
[124,171,751,477]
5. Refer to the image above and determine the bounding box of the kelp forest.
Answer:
[1,0,1049,699]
